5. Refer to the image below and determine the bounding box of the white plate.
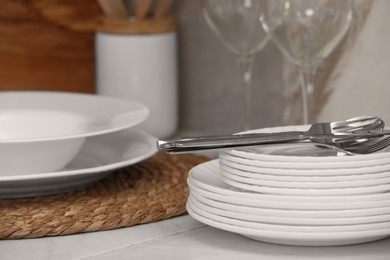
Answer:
[220,155,390,176]
[0,128,157,198]
[188,160,390,207]
[227,125,390,162]
[188,195,390,226]
[189,179,390,210]
[220,164,390,189]
[186,202,390,246]
[220,161,390,182]
[189,196,390,232]
[0,91,149,142]
[190,191,390,218]
[221,174,390,196]
[220,152,390,170]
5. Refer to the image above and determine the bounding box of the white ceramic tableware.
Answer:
[219,161,390,182]
[189,199,390,232]
[186,202,390,246]
[220,174,390,196]
[188,160,390,207]
[220,154,390,176]
[0,128,156,198]
[190,191,390,218]
[220,164,390,189]
[220,152,390,170]
[188,179,390,210]
[0,91,149,176]
[188,195,390,226]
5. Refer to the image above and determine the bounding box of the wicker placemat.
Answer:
[0,152,209,239]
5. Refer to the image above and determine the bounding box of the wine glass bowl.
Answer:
[201,0,269,130]
[202,0,268,57]
[260,0,353,123]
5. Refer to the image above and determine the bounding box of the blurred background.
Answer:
[0,0,283,135]
[0,0,388,136]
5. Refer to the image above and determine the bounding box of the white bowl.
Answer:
[0,91,149,176]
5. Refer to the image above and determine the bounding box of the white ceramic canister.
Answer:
[95,16,178,138]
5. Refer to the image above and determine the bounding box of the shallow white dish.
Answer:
[220,164,390,189]
[220,155,390,176]
[188,160,390,208]
[188,179,390,210]
[188,195,390,226]
[0,91,149,176]
[186,202,390,246]
[220,161,390,182]
[0,128,157,198]
[222,173,390,196]
[189,196,390,232]
[220,152,390,170]
[189,179,390,210]
[0,91,149,142]
[190,191,390,218]
[227,125,390,162]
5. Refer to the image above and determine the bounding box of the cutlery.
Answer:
[97,0,128,18]
[135,0,153,19]
[342,136,390,154]
[157,116,386,154]
[155,0,175,19]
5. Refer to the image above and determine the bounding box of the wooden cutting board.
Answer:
[0,0,102,93]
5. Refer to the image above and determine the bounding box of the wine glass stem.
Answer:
[238,57,254,131]
[299,68,316,124]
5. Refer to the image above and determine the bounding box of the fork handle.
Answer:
[157,132,309,154]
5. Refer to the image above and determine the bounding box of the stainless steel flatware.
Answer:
[157,116,387,154]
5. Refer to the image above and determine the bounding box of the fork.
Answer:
[343,136,390,154]
[157,116,383,154]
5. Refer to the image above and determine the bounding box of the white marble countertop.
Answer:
[1,214,390,260]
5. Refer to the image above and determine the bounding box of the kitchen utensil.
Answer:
[97,0,128,18]
[157,116,384,153]
[135,0,153,19]
[155,0,175,18]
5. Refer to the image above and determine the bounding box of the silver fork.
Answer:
[344,136,390,154]
[157,116,383,154]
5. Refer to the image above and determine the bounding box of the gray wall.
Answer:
[175,0,285,135]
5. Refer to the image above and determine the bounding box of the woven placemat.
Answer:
[0,152,209,239]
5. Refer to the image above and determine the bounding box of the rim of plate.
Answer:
[186,205,390,246]
[188,198,390,232]
[188,160,390,202]
[0,128,157,182]
[0,91,149,143]
[188,183,390,210]
[219,156,390,176]
[188,195,390,226]
[221,174,390,196]
[219,161,390,181]
[219,152,390,170]
[219,164,390,189]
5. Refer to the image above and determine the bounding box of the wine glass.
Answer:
[260,0,353,124]
[201,0,269,130]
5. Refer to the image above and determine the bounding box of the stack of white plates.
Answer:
[186,126,390,246]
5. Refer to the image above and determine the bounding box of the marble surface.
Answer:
[1,214,390,260]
